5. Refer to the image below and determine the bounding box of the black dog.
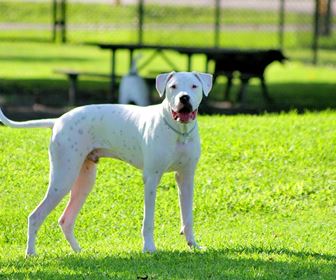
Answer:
[209,49,287,102]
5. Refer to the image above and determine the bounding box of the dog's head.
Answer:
[266,50,288,63]
[156,71,212,123]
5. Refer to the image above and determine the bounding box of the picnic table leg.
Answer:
[205,56,210,73]
[129,49,134,70]
[68,73,78,106]
[187,54,192,71]
[109,49,116,103]
[137,49,161,72]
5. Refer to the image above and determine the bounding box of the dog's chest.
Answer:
[166,140,200,171]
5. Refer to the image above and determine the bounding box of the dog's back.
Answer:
[213,49,286,76]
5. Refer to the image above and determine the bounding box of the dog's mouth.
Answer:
[171,107,198,123]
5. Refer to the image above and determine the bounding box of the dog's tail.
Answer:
[0,108,56,129]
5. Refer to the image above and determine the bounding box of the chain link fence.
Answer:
[0,0,335,64]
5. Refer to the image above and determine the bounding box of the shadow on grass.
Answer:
[211,81,336,113]
[1,247,335,279]
[1,78,335,118]
[0,78,109,106]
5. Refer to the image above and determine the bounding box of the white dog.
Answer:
[0,71,212,256]
[118,56,150,106]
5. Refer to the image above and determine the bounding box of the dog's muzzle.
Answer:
[172,95,197,123]
[172,109,197,123]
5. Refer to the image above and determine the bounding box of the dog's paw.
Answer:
[25,251,37,258]
[187,241,205,251]
[71,244,82,253]
[142,243,156,253]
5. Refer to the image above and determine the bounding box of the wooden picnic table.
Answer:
[95,43,208,101]
[92,43,286,103]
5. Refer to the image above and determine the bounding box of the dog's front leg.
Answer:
[142,171,161,253]
[175,169,199,249]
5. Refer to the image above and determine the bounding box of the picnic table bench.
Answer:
[54,69,110,105]
[54,69,156,105]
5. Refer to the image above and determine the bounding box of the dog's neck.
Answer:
[161,99,198,142]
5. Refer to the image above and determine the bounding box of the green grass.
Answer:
[0,112,335,279]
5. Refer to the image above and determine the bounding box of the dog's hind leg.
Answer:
[26,145,85,257]
[58,160,96,252]
[142,169,163,253]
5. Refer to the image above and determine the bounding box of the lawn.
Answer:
[0,2,335,278]
[0,112,335,279]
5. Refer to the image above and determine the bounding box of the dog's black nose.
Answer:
[180,95,190,104]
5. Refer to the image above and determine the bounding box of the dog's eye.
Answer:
[170,84,176,89]
[192,84,198,89]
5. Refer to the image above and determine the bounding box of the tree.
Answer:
[318,0,333,36]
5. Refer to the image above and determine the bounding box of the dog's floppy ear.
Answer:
[193,72,213,97]
[156,71,175,98]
